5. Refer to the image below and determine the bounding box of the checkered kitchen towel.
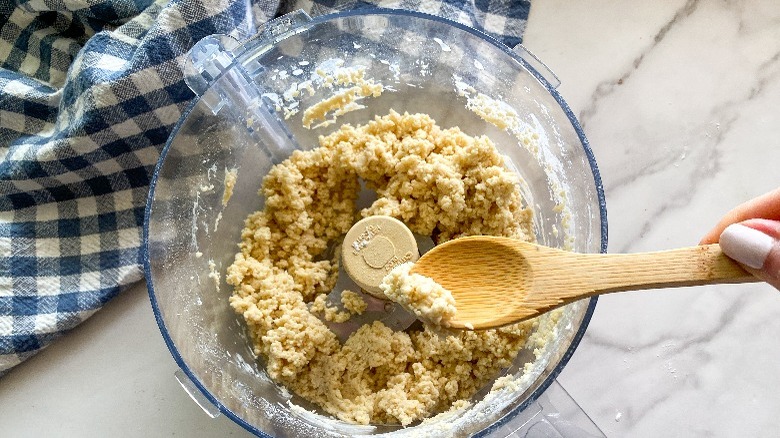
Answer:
[0,0,532,375]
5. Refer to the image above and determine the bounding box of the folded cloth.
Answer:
[0,0,531,375]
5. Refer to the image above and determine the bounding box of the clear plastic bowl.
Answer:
[143,9,607,438]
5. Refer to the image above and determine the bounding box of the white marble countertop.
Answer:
[2,1,779,436]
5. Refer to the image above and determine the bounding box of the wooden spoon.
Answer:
[409,236,759,330]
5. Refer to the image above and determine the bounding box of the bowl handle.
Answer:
[496,379,605,437]
[181,11,312,164]
[174,368,222,419]
[512,44,562,90]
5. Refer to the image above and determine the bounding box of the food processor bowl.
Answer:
[144,9,607,437]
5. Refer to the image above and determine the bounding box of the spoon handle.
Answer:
[573,244,758,296]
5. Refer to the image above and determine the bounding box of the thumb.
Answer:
[719,219,780,290]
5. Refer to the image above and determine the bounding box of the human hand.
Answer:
[701,188,780,290]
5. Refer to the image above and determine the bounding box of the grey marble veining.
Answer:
[577,0,703,130]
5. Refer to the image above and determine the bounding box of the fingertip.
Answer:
[715,220,780,291]
[699,235,717,246]
[699,227,721,245]
[719,223,774,270]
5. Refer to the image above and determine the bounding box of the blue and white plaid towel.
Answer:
[0,0,531,375]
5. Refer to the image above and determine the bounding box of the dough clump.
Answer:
[226,111,536,425]
[310,290,366,323]
[380,262,457,326]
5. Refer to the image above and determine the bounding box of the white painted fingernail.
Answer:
[719,224,774,269]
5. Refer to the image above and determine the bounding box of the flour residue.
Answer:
[302,78,383,128]
[222,168,237,206]
[454,75,540,156]
[264,58,386,129]
[208,259,220,291]
[433,37,451,52]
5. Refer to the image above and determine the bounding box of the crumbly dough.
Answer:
[380,262,457,326]
[226,111,536,426]
[310,290,367,323]
[341,290,367,314]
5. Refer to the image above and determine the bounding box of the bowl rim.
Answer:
[143,7,608,438]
